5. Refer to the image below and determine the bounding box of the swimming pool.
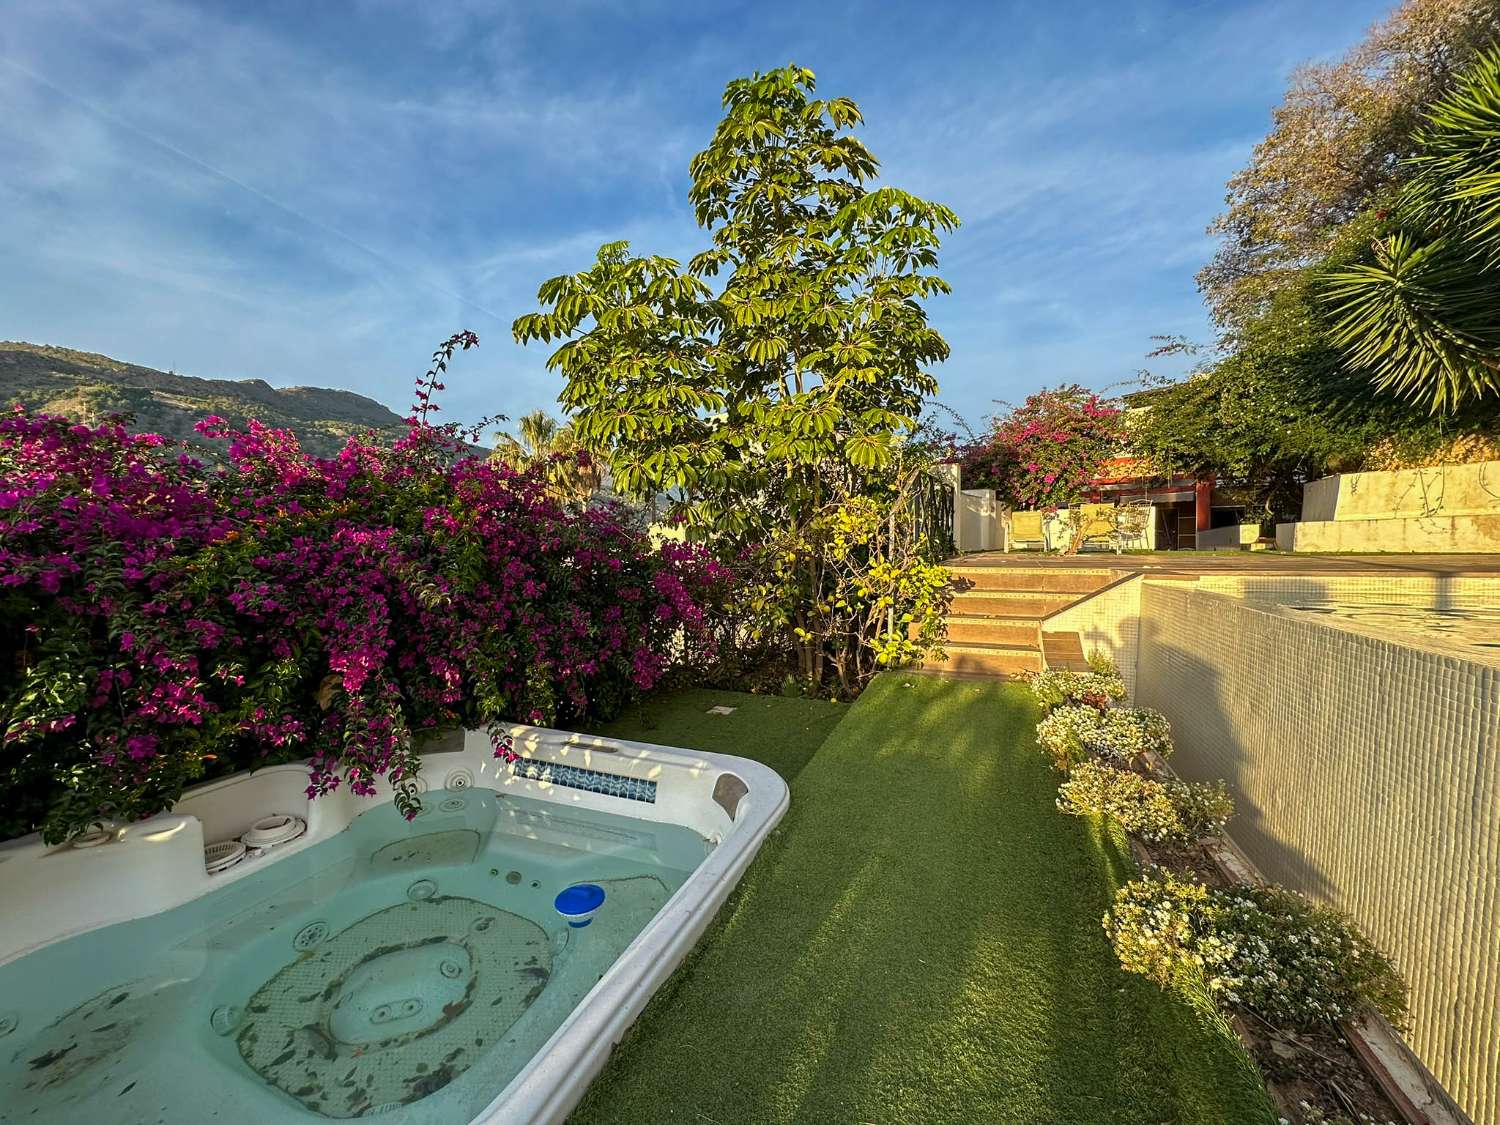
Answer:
[1279,599,1500,654]
[1184,574,1500,662]
[0,727,788,1123]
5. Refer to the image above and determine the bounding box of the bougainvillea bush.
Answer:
[0,383,726,842]
[960,385,1124,511]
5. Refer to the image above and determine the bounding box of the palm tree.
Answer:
[1323,47,1500,412]
[491,410,600,505]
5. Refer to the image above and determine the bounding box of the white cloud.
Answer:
[0,0,1384,430]
[0,0,711,424]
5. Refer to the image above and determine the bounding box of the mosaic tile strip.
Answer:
[507,758,657,804]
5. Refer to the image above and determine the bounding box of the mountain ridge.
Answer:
[0,341,410,458]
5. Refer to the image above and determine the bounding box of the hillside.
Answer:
[0,341,410,458]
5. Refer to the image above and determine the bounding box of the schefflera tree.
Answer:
[514,65,959,689]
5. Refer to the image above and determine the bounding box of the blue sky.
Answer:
[0,0,1389,435]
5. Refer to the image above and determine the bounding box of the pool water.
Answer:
[0,789,712,1123]
[1281,599,1500,653]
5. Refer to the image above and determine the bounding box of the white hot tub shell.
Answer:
[0,726,790,1124]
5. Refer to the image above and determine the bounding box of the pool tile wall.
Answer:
[1137,582,1498,1123]
[1190,575,1500,664]
[1039,575,1145,700]
[1192,573,1499,611]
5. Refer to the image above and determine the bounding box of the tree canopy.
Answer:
[1130,227,1499,520]
[513,64,959,690]
[1161,0,1500,509]
[1198,0,1500,333]
[514,64,957,545]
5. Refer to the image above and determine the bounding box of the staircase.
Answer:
[922,564,1117,678]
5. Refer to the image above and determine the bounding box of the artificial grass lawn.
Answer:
[573,675,1275,1125]
[587,687,848,784]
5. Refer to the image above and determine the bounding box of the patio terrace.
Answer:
[952,550,1500,577]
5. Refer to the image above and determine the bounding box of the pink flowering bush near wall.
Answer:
[960,385,1123,510]
[0,404,727,843]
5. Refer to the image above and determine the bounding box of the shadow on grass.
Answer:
[586,687,847,784]
[573,675,1274,1125]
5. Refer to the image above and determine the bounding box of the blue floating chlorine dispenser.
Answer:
[554,883,606,928]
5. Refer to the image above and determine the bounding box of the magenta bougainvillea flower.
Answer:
[959,385,1123,510]
[0,393,730,841]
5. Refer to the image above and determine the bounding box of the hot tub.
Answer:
[0,726,788,1123]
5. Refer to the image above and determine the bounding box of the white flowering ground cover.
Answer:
[1024,656,1407,1124]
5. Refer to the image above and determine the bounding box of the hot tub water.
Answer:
[0,788,711,1124]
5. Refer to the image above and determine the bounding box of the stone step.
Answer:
[946,562,1113,574]
[926,642,1044,676]
[949,591,1075,618]
[1041,630,1090,671]
[947,568,1114,594]
[943,616,1040,646]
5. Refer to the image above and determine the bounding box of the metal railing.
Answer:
[904,467,955,562]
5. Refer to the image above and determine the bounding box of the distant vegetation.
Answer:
[0,341,409,459]
[1119,0,1500,526]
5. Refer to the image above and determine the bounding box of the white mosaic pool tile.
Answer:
[1195,573,1500,612]
[1137,583,1499,1123]
[1041,576,1144,700]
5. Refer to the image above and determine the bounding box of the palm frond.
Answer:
[1404,46,1500,266]
[1323,232,1500,411]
